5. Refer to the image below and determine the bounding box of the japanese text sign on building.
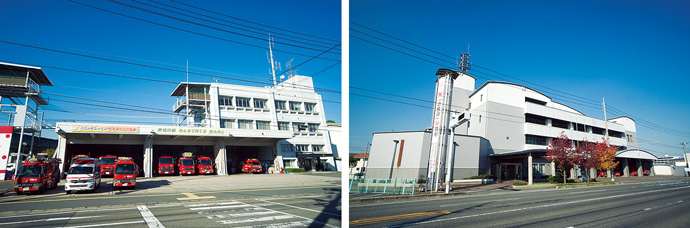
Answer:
[72,125,140,133]
[154,127,226,136]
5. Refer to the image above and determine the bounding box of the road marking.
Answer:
[569,189,606,194]
[235,221,311,228]
[350,210,451,226]
[0,216,103,225]
[184,201,240,207]
[189,204,251,210]
[196,207,265,214]
[440,198,520,207]
[218,215,295,225]
[258,194,338,200]
[387,185,690,227]
[257,199,341,217]
[0,207,135,219]
[61,220,146,228]
[176,192,216,200]
[137,205,165,228]
[0,185,340,205]
[206,211,280,219]
[247,202,339,228]
[643,200,683,211]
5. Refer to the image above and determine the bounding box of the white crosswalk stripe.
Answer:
[184,200,330,227]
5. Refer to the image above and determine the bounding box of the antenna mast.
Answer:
[269,35,277,87]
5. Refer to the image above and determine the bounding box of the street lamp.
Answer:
[445,111,470,194]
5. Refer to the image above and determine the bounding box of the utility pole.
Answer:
[682,142,689,177]
[269,35,277,87]
[602,97,609,146]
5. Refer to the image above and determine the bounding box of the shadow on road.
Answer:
[309,186,342,228]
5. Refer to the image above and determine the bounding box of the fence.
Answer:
[349,178,416,195]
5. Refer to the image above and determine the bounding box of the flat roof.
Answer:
[0,61,53,86]
[170,82,211,96]
[489,149,547,157]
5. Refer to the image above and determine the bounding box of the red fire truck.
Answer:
[178,152,196,175]
[113,157,138,189]
[157,156,176,175]
[69,155,90,168]
[13,155,61,194]
[241,158,263,173]
[99,155,117,176]
[197,156,214,175]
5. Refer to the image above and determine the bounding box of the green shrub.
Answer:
[547,172,566,183]
[417,179,426,184]
[284,168,305,173]
[465,174,497,180]
[512,180,527,186]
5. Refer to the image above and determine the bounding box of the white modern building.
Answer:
[54,75,339,178]
[365,69,657,184]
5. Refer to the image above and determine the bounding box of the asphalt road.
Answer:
[350,178,690,227]
[0,173,341,227]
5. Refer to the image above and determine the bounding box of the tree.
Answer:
[574,140,597,183]
[349,155,357,168]
[326,120,336,124]
[42,148,56,158]
[594,137,619,181]
[546,132,576,184]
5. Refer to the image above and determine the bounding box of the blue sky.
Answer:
[350,0,690,157]
[0,0,341,140]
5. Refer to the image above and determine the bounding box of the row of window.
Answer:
[281,144,324,152]
[220,119,320,132]
[218,96,317,112]
[525,114,625,138]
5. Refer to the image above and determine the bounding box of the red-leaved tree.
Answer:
[546,132,576,183]
[574,140,598,183]
[594,137,620,181]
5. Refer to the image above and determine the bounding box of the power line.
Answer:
[110,0,340,54]
[67,0,340,62]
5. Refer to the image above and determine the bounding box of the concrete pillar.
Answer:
[623,158,629,177]
[497,164,502,181]
[590,167,597,179]
[143,136,153,178]
[636,159,643,176]
[607,169,612,178]
[214,139,227,175]
[55,134,68,175]
[528,154,533,185]
[551,161,556,176]
[650,163,655,176]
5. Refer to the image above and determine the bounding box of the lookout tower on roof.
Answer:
[0,61,53,180]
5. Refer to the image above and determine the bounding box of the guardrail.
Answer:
[349,178,416,195]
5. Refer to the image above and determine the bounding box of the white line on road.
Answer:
[217,215,295,225]
[389,185,690,227]
[257,199,341,217]
[137,205,165,228]
[235,221,312,228]
[249,202,339,228]
[184,201,241,207]
[569,189,607,194]
[196,207,265,214]
[60,220,146,228]
[207,211,280,219]
[0,207,136,219]
[643,200,683,211]
[440,198,520,207]
[0,216,103,225]
[258,194,338,201]
[189,204,251,210]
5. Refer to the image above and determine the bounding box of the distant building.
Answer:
[350,152,369,178]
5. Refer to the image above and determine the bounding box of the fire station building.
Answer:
[54,75,339,178]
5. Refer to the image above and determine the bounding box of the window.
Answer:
[238,119,252,129]
[551,119,569,129]
[218,96,232,106]
[480,94,483,102]
[254,99,266,109]
[308,123,319,133]
[526,135,548,145]
[221,119,235,128]
[278,122,289,131]
[275,100,286,110]
[296,144,309,152]
[312,145,324,152]
[281,144,293,152]
[525,97,547,105]
[292,122,305,133]
[283,159,296,168]
[236,97,250,107]
[525,114,546,125]
[305,103,316,112]
[479,115,482,123]
[532,164,546,176]
[256,121,270,130]
[289,101,301,111]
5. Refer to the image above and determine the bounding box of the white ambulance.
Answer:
[65,158,102,193]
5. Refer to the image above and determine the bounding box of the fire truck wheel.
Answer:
[16,191,22,195]
[65,191,70,194]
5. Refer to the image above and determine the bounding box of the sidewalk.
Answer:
[349,175,689,205]
[0,180,12,196]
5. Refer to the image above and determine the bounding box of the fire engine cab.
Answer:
[113,157,138,189]
[178,152,196,175]
[241,158,263,173]
[197,156,214,174]
[157,156,175,175]
[69,154,90,168]
[65,158,101,193]
[13,155,61,195]
[99,155,117,176]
